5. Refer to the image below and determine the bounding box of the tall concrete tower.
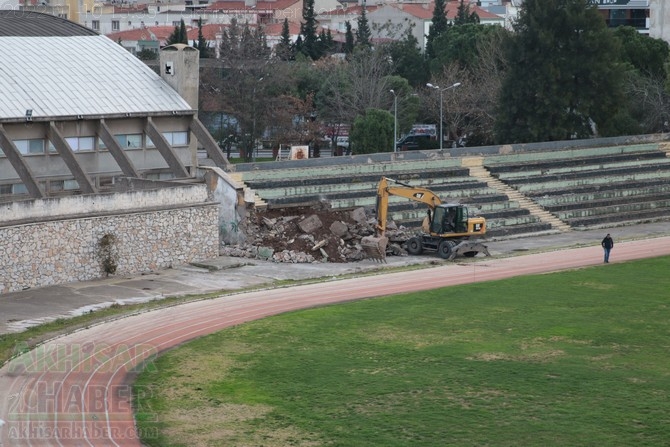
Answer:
[160,44,200,171]
[159,44,200,110]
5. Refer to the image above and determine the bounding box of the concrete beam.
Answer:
[98,120,140,178]
[47,122,97,195]
[0,124,45,198]
[189,117,231,170]
[144,117,189,178]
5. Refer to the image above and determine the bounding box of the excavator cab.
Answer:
[431,205,484,236]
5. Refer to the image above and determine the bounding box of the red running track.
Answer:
[1,238,669,446]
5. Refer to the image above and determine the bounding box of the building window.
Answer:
[146,131,189,147]
[145,172,175,180]
[13,183,28,194]
[172,21,181,26]
[65,136,96,152]
[112,20,120,31]
[92,20,100,30]
[64,180,79,190]
[165,131,189,146]
[116,134,142,149]
[14,139,45,155]
[50,180,64,192]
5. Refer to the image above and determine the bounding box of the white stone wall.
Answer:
[0,204,219,294]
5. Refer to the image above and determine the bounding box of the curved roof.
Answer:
[0,12,193,120]
[0,10,98,37]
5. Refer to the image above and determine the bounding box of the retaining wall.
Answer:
[0,186,219,294]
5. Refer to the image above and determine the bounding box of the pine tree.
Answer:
[355,3,371,48]
[193,17,209,58]
[454,0,480,25]
[426,0,449,59]
[276,18,294,61]
[495,0,625,143]
[300,0,321,60]
[166,19,188,45]
[344,21,355,55]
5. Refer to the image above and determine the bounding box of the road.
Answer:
[1,236,669,446]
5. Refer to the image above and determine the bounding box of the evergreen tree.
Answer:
[426,0,449,59]
[454,0,479,26]
[219,19,269,61]
[389,29,429,87]
[193,17,209,58]
[300,0,321,60]
[495,0,625,143]
[355,3,371,48]
[344,21,355,55]
[166,19,188,45]
[276,18,294,61]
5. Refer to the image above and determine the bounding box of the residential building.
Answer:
[320,1,504,53]
[591,0,650,34]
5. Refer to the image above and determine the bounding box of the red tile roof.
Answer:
[263,21,301,35]
[206,0,300,12]
[399,1,501,20]
[106,26,176,42]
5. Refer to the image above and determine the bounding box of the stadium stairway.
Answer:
[464,157,571,233]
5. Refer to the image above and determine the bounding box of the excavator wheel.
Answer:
[361,235,389,262]
[437,240,456,259]
[406,236,423,255]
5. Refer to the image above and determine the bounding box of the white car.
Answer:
[336,136,349,148]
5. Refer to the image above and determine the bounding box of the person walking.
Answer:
[601,233,614,263]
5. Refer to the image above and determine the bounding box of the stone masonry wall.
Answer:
[0,205,219,294]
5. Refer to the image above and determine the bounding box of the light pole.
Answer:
[426,82,461,150]
[250,77,265,161]
[390,89,397,153]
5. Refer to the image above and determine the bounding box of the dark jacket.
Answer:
[601,236,614,249]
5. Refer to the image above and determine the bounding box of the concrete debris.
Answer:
[298,214,323,233]
[220,205,414,264]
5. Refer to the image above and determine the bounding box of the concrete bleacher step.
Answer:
[226,172,268,210]
[464,157,571,232]
[660,142,670,157]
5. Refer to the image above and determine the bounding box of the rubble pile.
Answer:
[219,205,415,263]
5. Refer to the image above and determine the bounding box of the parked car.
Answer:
[396,134,439,151]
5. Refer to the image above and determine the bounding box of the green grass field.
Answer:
[134,257,670,447]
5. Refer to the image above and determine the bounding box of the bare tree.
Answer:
[625,73,670,133]
[423,28,508,147]
[318,49,394,126]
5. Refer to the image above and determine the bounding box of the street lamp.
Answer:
[426,82,461,150]
[390,89,397,153]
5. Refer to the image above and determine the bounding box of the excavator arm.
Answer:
[364,177,443,261]
[373,177,442,234]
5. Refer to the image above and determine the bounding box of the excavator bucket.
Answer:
[361,235,389,262]
[448,240,491,261]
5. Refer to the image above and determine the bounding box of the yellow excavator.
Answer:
[361,177,490,261]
